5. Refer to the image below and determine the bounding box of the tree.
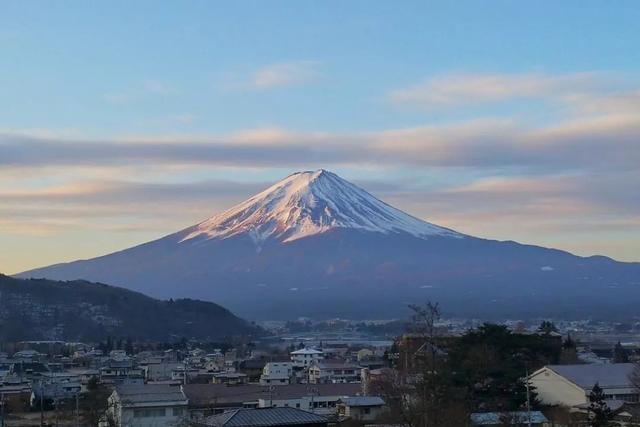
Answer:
[125,337,134,355]
[407,302,468,427]
[537,321,558,335]
[559,334,578,364]
[589,383,612,427]
[81,377,114,427]
[613,341,629,363]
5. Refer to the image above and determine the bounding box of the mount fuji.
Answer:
[19,170,640,320]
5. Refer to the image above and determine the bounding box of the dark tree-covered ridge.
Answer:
[0,274,261,342]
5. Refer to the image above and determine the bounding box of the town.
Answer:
[2,305,640,427]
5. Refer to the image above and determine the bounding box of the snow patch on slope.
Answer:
[180,169,461,244]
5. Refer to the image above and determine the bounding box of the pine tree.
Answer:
[613,341,629,363]
[589,382,612,427]
[537,320,558,335]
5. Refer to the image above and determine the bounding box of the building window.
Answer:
[173,407,185,416]
[133,408,166,418]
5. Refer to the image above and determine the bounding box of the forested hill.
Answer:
[0,274,261,342]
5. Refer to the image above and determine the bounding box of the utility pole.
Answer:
[1,392,5,427]
[525,368,532,427]
[75,392,80,427]
[40,383,44,427]
[268,386,274,408]
[307,386,317,413]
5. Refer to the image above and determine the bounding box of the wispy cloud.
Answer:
[2,70,639,266]
[1,108,639,171]
[245,60,321,90]
[389,72,619,110]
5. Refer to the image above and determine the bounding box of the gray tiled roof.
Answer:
[341,396,385,407]
[546,363,635,389]
[200,407,328,427]
[115,384,187,404]
[184,383,362,407]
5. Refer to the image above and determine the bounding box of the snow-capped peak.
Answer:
[180,169,461,244]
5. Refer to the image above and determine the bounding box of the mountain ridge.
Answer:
[0,274,261,341]
[18,169,640,320]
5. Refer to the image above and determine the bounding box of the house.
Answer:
[290,349,323,368]
[308,360,361,384]
[0,377,32,412]
[32,372,82,404]
[193,407,328,427]
[105,384,189,427]
[470,411,549,426]
[337,396,385,421]
[100,359,144,385]
[528,363,638,407]
[238,360,267,383]
[183,383,363,419]
[142,361,183,381]
[356,349,375,362]
[260,363,293,386]
[212,372,248,385]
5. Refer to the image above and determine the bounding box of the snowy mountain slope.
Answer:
[18,170,640,320]
[178,169,461,245]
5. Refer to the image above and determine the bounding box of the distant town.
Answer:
[2,306,640,426]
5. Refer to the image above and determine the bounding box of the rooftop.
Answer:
[198,407,328,427]
[184,383,363,407]
[543,363,636,390]
[115,384,188,405]
[340,396,385,407]
[291,349,323,355]
[470,411,548,425]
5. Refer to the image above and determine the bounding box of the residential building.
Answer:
[308,360,361,384]
[32,372,82,403]
[238,360,266,383]
[106,384,189,427]
[290,349,323,368]
[0,377,32,412]
[143,362,183,382]
[101,359,144,385]
[528,363,638,407]
[212,373,248,386]
[337,396,385,421]
[260,363,293,386]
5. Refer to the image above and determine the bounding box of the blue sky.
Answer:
[1,1,639,272]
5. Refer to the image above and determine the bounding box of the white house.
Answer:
[260,362,293,385]
[105,384,189,427]
[32,372,82,403]
[308,361,362,384]
[528,363,638,407]
[291,349,324,368]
